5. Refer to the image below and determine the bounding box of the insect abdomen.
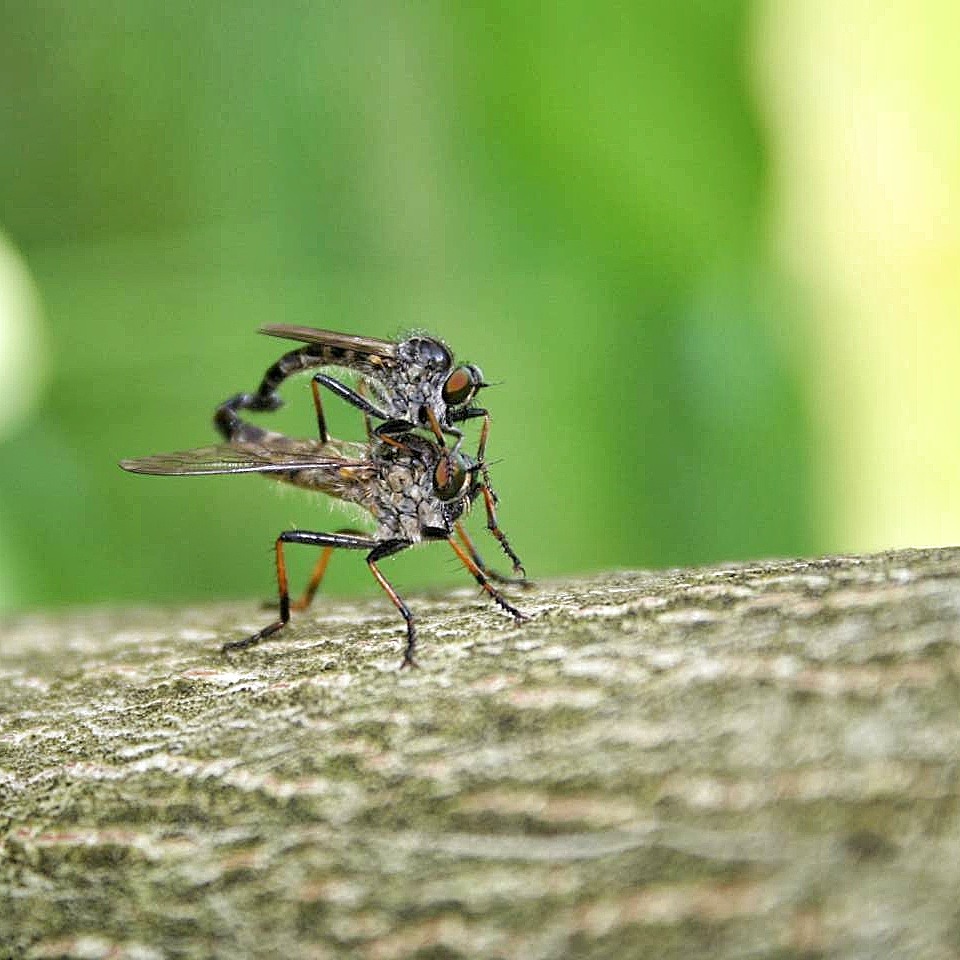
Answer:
[256,345,386,401]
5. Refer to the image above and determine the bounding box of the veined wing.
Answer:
[120,440,375,477]
[259,325,398,359]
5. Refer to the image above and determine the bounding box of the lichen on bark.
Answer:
[3,547,960,958]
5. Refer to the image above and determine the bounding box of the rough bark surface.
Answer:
[2,547,960,959]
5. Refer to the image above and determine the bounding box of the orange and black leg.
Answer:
[365,538,418,667]
[475,482,526,579]
[310,374,391,443]
[291,527,371,612]
[223,531,378,653]
[442,407,525,577]
[448,537,527,625]
[309,377,330,443]
[450,406,491,477]
[470,414,525,577]
[454,522,527,586]
[423,407,455,450]
[356,380,374,440]
[472,412,500,504]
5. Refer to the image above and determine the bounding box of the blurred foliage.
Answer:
[0,3,819,612]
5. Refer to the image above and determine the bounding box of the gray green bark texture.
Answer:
[2,547,960,958]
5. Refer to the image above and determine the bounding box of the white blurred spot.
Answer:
[0,231,47,441]
[0,231,47,612]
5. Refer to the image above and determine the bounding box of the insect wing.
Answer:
[259,325,398,360]
[120,443,374,477]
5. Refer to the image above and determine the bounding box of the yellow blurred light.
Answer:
[754,0,960,550]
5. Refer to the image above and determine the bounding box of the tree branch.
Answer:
[3,547,960,957]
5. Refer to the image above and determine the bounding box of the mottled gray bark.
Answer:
[2,547,960,959]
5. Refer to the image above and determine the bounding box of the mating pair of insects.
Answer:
[121,326,527,666]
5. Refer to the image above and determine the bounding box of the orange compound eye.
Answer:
[442,364,483,406]
[433,452,470,501]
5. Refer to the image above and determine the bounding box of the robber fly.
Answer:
[120,418,526,667]
[216,326,526,579]
[230,325,487,449]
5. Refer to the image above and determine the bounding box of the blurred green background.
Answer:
[2,2,959,614]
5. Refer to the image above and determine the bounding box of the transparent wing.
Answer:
[259,325,398,359]
[120,441,375,477]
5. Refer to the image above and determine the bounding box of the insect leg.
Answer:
[473,410,490,459]
[475,413,499,505]
[426,413,506,569]
[309,377,330,443]
[372,421,422,447]
[453,521,526,586]
[423,406,451,448]
[354,391,422,445]
[449,405,489,428]
[292,527,369,612]
[449,407,499,502]
[311,374,392,435]
[458,412,524,577]
[223,531,377,653]
[447,538,527,625]
[365,538,417,667]
[448,404,488,427]
[476,481,526,579]
[356,380,374,440]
